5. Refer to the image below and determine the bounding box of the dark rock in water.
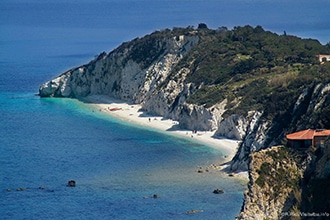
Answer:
[143,194,160,199]
[213,189,224,194]
[228,172,235,177]
[16,187,26,191]
[67,180,76,187]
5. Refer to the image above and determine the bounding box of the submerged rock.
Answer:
[16,187,26,191]
[213,189,224,194]
[186,209,204,215]
[67,180,76,187]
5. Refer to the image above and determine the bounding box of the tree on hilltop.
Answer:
[198,23,208,29]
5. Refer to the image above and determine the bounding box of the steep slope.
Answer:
[299,141,330,218]
[237,142,330,219]
[237,146,307,219]
[39,25,330,171]
[231,78,330,171]
[39,28,218,130]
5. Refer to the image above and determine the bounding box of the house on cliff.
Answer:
[317,54,330,63]
[286,129,330,149]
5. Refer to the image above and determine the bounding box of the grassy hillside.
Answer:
[167,25,330,129]
[182,25,330,107]
[117,25,330,134]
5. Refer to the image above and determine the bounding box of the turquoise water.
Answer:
[1,1,329,219]
[0,91,246,219]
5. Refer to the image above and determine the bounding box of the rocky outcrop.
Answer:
[238,142,330,219]
[237,146,307,220]
[214,114,247,140]
[229,111,272,171]
[40,34,198,100]
[39,30,230,132]
[39,32,215,130]
[67,180,76,187]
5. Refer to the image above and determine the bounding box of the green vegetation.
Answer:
[255,147,303,199]
[120,25,330,132]
[255,162,271,187]
[166,25,330,141]
[182,25,330,111]
[152,25,330,121]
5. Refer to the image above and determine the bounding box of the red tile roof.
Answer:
[314,129,330,137]
[286,129,315,140]
[286,129,330,140]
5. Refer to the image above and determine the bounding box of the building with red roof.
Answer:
[286,129,330,149]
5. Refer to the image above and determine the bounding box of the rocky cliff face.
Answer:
[237,143,330,219]
[228,82,330,172]
[39,34,198,101]
[39,31,217,130]
[39,29,232,135]
[236,146,307,219]
[299,143,330,217]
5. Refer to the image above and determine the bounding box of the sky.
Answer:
[0,0,329,60]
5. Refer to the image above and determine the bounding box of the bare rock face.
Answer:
[214,114,247,140]
[39,35,198,101]
[39,32,223,132]
[212,111,270,172]
[39,73,72,97]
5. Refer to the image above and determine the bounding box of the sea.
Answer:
[0,1,329,219]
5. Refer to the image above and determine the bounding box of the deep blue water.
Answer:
[1,1,329,219]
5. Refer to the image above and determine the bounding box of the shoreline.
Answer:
[82,95,248,180]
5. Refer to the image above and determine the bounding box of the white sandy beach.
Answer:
[83,95,248,179]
